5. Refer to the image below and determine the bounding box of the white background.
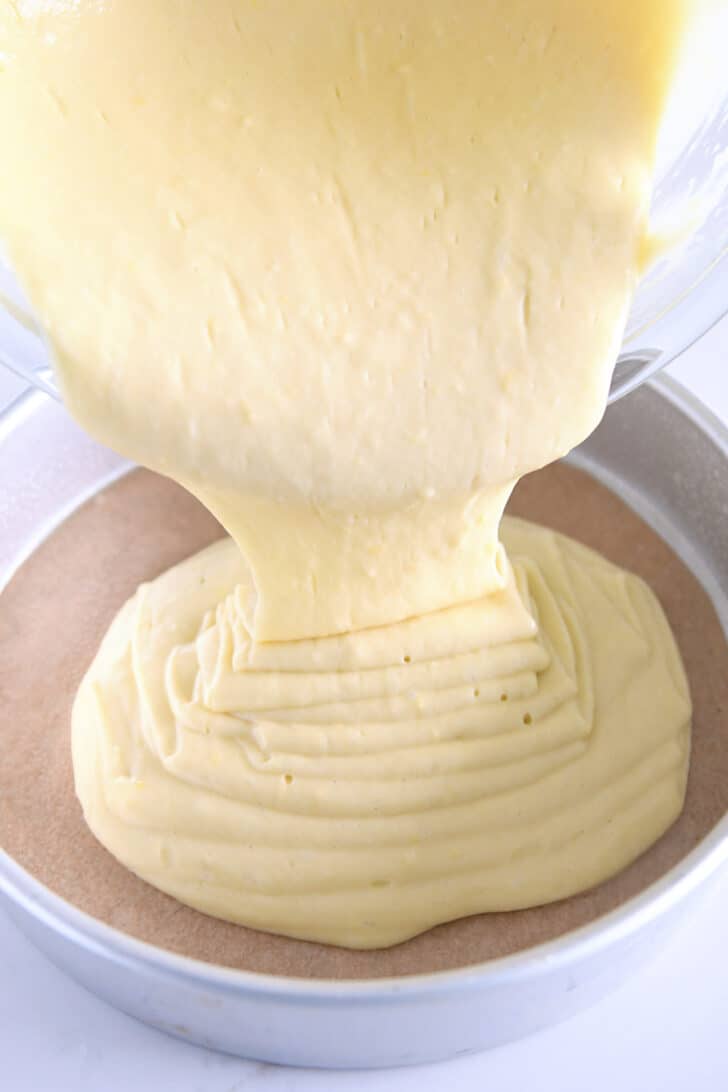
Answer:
[1,323,727,1090]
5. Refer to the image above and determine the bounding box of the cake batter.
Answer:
[0,0,693,946]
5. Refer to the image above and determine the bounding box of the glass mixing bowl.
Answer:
[0,27,726,405]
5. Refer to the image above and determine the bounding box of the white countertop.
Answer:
[1,322,727,1091]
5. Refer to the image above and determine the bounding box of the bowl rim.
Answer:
[0,372,727,1005]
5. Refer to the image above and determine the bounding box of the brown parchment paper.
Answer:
[0,464,726,979]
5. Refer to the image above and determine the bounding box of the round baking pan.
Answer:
[0,373,726,1068]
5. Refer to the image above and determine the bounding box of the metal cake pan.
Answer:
[0,373,727,1068]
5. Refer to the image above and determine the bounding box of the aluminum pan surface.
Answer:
[0,375,725,1059]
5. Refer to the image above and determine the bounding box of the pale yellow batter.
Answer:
[71,520,690,947]
[0,0,694,947]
